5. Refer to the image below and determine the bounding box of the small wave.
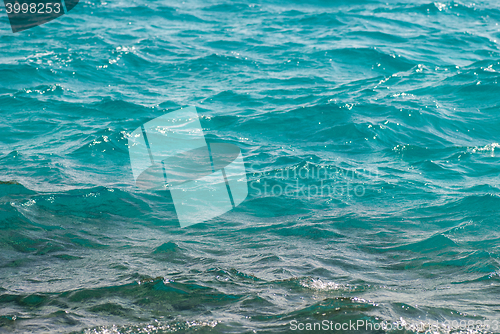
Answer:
[83,320,219,334]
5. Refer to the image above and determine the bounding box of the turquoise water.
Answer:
[1,0,500,333]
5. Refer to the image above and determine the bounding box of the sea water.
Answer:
[1,0,500,333]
